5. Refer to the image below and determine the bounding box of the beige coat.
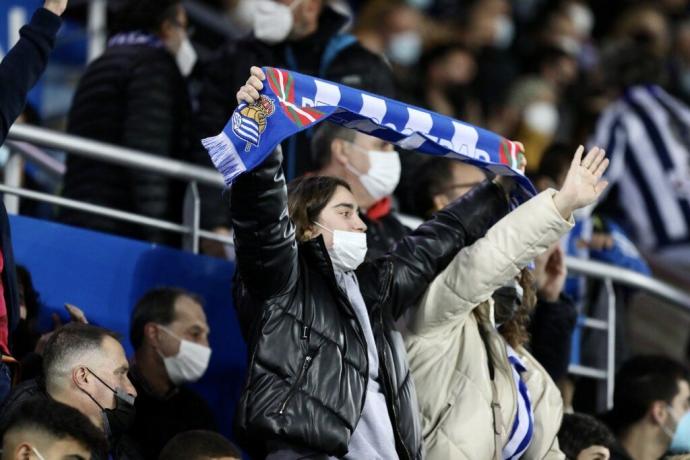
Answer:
[405,190,574,460]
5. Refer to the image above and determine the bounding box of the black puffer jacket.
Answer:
[231,150,509,458]
[61,43,191,245]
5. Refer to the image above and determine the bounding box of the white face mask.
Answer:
[253,0,303,45]
[387,31,422,66]
[523,101,559,136]
[157,325,211,385]
[345,144,402,201]
[176,37,197,77]
[313,222,367,272]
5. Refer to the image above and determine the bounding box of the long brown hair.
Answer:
[498,268,537,349]
[287,175,352,242]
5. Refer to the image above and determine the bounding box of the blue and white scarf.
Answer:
[503,345,534,460]
[202,67,536,199]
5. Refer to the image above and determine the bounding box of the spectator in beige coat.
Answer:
[405,146,610,460]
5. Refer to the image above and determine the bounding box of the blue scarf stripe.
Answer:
[503,347,534,460]
[203,67,536,199]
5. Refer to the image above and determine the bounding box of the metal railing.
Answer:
[5,124,231,252]
[7,124,690,409]
[565,257,690,409]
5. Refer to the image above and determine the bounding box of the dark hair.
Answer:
[16,265,40,320]
[602,41,666,90]
[43,324,120,386]
[608,355,690,435]
[412,158,456,218]
[497,268,537,349]
[558,413,616,460]
[110,0,180,35]
[1,398,108,457]
[130,287,202,350]
[159,430,241,460]
[287,175,352,242]
[537,143,573,185]
[310,122,357,171]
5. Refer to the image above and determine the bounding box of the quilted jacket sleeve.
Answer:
[230,148,299,301]
[409,190,575,336]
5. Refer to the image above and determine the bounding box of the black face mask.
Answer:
[492,281,523,326]
[83,369,136,441]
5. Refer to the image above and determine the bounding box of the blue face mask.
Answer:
[669,410,690,453]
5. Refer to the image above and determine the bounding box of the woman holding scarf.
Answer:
[227,66,513,459]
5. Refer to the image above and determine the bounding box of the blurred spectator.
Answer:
[405,146,608,459]
[506,45,578,170]
[61,0,195,246]
[0,398,107,460]
[0,324,143,459]
[159,430,241,460]
[414,44,482,124]
[558,412,616,460]
[0,0,66,404]
[590,36,690,285]
[198,0,395,180]
[310,123,407,259]
[603,355,690,460]
[128,287,216,459]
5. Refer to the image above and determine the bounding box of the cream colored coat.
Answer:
[405,190,574,460]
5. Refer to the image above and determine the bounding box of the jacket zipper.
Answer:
[278,352,314,415]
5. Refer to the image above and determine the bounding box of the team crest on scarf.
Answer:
[232,95,276,151]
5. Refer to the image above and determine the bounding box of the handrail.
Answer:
[565,257,690,310]
[7,124,225,188]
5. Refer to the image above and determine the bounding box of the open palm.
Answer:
[555,146,609,216]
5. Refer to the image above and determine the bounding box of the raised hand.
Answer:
[44,0,68,16]
[236,66,266,105]
[553,146,609,219]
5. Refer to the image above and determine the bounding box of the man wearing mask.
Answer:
[128,287,216,460]
[61,0,196,246]
[310,123,407,259]
[0,324,142,459]
[603,355,690,460]
[198,0,395,180]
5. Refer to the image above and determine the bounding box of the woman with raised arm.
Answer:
[228,67,514,459]
[405,146,609,460]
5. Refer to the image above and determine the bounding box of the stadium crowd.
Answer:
[1,0,690,459]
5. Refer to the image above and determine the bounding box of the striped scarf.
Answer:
[203,67,535,199]
[503,345,534,459]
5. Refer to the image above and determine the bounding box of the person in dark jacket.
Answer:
[310,122,408,260]
[128,287,216,459]
[0,0,66,401]
[198,0,395,182]
[61,0,196,246]
[229,67,511,459]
